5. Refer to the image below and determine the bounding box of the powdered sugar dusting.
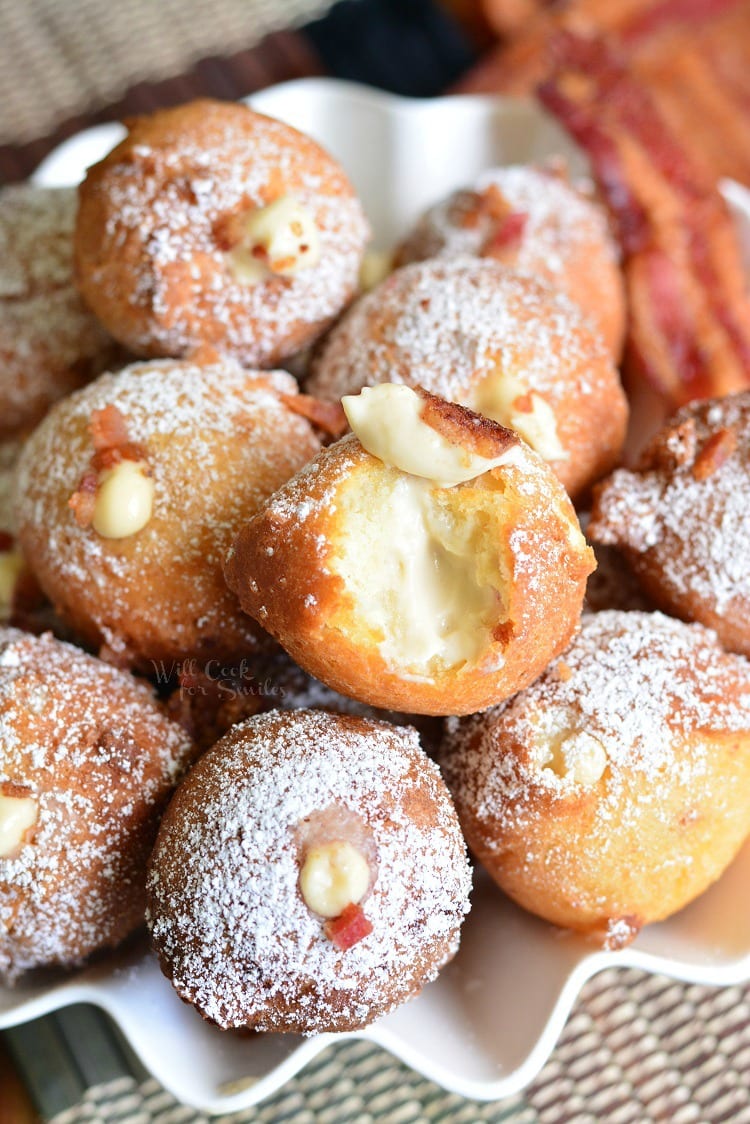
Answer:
[0,184,116,432]
[442,611,750,825]
[307,257,608,405]
[0,627,195,982]
[147,709,471,1033]
[589,393,750,618]
[397,166,618,279]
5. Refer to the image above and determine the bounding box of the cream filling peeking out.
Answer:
[332,472,507,674]
[472,368,567,463]
[299,841,371,918]
[92,460,155,539]
[0,793,38,858]
[343,383,520,487]
[532,716,608,787]
[229,195,321,282]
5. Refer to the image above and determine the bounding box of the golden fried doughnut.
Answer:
[225,385,594,716]
[0,184,118,439]
[13,356,321,669]
[75,99,370,366]
[394,165,625,358]
[306,259,627,502]
[440,610,750,947]
[588,392,750,656]
[147,708,471,1033]
[0,627,195,981]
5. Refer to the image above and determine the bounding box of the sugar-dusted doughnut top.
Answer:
[589,392,750,654]
[75,99,370,366]
[441,610,750,944]
[147,708,471,1033]
[13,356,321,664]
[309,257,604,402]
[394,165,624,354]
[305,257,626,500]
[397,166,614,274]
[445,611,750,804]
[0,627,195,981]
[0,184,115,436]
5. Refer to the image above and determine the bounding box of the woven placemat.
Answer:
[43,969,750,1123]
[0,0,331,145]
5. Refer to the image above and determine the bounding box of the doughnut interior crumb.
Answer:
[328,469,511,675]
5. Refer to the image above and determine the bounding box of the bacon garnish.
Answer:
[70,406,148,526]
[90,405,130,451]
[281,393,348,439]
[68,471,99,528]
[691,427,738,480]
[324,903,373,950]
[415,387,519,460]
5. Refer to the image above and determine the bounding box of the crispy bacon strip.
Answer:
[538,28,750,408]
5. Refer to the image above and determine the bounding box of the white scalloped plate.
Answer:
[5,78,749,1114]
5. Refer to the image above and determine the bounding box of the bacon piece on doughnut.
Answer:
[324,903,373,950]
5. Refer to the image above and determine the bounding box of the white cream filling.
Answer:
[92,460,155,540]
[0,793,37,857]
[229,195,321,282]
[472,369,568,463]
[336,473,502,673]
[342,383,519,487]
[299,840,370,918]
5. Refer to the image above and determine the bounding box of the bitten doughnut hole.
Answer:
[225,385,594,715]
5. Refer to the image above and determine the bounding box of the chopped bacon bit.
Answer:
[68,471,99,528]
[482,210,528,257]
[92,441,148,472]
[454,190,484,229]
[0,780,33,799]
[692,427,738,480]
[512,392,535,415]
[281,393,348,439]
[492,619,515,646]
[416,387,519,460]
[324,903,373,950]
[251,244,268,260]
[0,531,14,552]
[555,661,573,682]
[480,183,512,223]
[90,405,130,451]
[269,255,296,273]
